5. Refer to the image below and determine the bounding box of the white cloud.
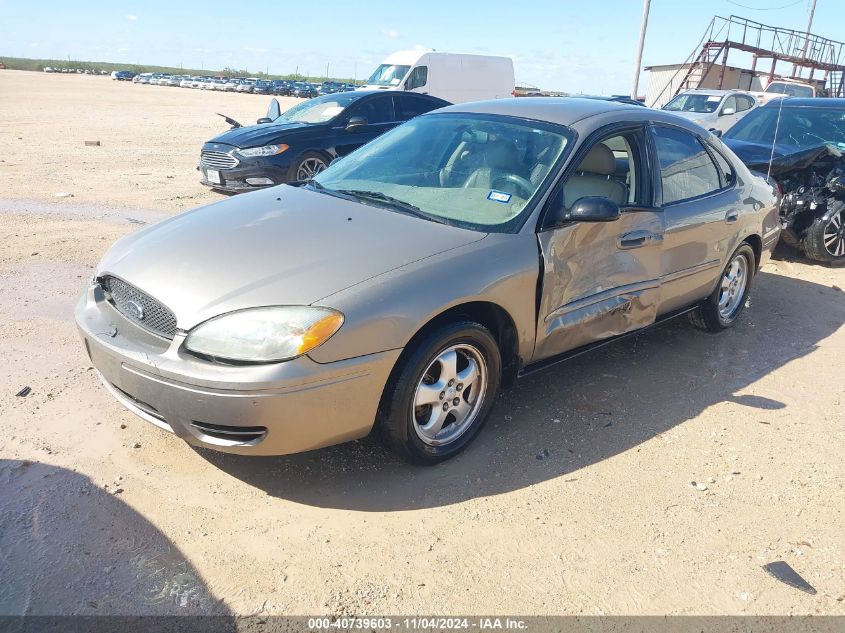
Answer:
[386,29,399,39]
[243,47,270,54]
[126,15,137,21]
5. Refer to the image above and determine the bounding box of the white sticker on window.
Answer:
[320,106,344,117]
[707,96,721,102]
[487,190,512,203]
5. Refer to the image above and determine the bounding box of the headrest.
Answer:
[577,143,615,175]
[483,140,517,169]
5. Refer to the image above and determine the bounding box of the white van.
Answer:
[359,50,515,104]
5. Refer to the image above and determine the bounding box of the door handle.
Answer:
[725,210,740,224]
[618,230,662,249]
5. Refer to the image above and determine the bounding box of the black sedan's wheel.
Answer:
[689,243,755,332]
[290,152,328,182]
[378,321,501,465]
[803,203,845,263]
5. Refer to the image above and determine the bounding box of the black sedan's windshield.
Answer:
[278,93,360,123]
[723,105,845,149]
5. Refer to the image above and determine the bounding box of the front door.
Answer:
[534,127,665,360]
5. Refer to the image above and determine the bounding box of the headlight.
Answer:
[237,144,289,158]
[184,306,343,362]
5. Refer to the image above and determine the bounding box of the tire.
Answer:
[377,321,502,465]
[289,151,328,182]
[802,202,845,263]
[689,243,756,332]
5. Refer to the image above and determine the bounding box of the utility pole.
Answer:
[326,62,330,80]
[793,0,817,78]
[630,0,651,100]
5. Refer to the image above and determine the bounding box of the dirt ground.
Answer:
[0,70,844,618]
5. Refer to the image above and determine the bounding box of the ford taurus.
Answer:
[77,98,780,464]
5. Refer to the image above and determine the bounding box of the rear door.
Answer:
[650,124,744,313]
[534,125,665,360]
[393,94,447,123]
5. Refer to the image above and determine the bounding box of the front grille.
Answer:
[200,150,238,169]
[101,276,178,339]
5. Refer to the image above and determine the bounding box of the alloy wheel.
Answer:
[411,344,488,447]
[296,158,327,180]
[718,253,748,320]
[823,210,845,258]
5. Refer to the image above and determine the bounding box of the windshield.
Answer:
[312,113,571,233]
[723,105,845,150]
[366,64,411,87]
[663,93,722,114]
[279,93,360,123]
[766,82,814,97]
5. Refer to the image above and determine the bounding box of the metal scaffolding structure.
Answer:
[650,15,845,106]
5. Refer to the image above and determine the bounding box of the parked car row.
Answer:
[130,72,357,96]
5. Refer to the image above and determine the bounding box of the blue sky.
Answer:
[1,0,838,93]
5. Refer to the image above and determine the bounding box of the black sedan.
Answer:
[198,91,450,192]
[292,83,318,98]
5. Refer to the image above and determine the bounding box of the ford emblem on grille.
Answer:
[125,300,145,320]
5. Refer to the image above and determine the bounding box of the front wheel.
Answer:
[802,203,845,263]
[689,243,755,332]
[377,321,501,465]
[289,152,328,182]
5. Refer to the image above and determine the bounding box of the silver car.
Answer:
[76,98,780,464]
[662,89,758,134]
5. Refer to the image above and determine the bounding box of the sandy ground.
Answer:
[0,70,844,618]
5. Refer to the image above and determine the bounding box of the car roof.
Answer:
[760,97,845,108]
[435,97,655,126]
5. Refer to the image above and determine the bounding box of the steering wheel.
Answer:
[492,174,534,199]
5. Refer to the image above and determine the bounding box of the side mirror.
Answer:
[720,107,736,116]
[709,128,723,138]
[345,116,367,132]
[542,192,620,229]
[256,117,273,124]
[569,196,621,222]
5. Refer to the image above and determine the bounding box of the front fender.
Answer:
[307,233,540,365]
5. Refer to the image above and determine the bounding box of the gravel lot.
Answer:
[0,70,843,617]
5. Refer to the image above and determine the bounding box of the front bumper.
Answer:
[198,159,290,193]
[75,281,400,455]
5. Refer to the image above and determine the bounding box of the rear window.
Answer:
[652,126,723,204]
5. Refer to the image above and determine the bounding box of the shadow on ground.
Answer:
[0,460,231,624]
[200,271,844,512]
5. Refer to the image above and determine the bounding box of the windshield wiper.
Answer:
[334,189,448,224]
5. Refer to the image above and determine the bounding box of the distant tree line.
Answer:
[0,56,362,84]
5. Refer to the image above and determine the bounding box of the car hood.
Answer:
[96,185,486,330]
[208,120,318,148]
[721,138,802,171]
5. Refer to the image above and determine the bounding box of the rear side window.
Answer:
[707,144,736,188]
[395,95,442,120]
[652,126,722,205]
[405,66,428,90]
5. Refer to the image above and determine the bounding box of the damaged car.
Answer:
[722,98,845,262]
[78,99,778,464]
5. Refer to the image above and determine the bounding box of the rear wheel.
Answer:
[802,203,845,263]
[689,243,755,332]
[378,321,501,465]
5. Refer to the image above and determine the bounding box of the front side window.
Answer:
[366,64,411,87]
[562,133,644,209]
[405,66,428,90]
[312,114,572,233]
[722,96,737,114]
[652,126,722,205]
[349,96,394,124]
